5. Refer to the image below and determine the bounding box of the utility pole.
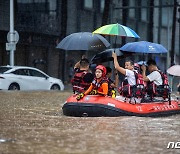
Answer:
[178,7,180,57]
[6,0,19,66]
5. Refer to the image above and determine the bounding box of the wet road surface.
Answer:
[0,91,179,154]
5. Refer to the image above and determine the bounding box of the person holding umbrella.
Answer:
[73,55,87,70]
[141,59,162,85]
[71,57,94,94]
[141,59,170,100]
[112,52,136,98]
[112,52,136,86]
[112,52,146,101]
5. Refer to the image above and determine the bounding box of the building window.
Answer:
[17,0,34,3]
[162,8,168,26]
[141,0,147,21]
[100,0,105,12]
[17,0,47,3]
[17,0,57,16]
[34,0,46,2]
[129,0,135,18]
[84,0,93,9]
[161,1,173,26]
[49,0,57,16]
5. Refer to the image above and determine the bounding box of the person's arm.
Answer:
[84,83,93,95]
[76,83,93,100]
[112,52,126,75]
[74,61,80,69]
[74,55,86,69]
[110,83,116,88]
[97,82,108,95]
[141,65,150,82]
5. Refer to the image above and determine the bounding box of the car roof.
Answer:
[0,65,43,70]
[1,65,34,69]
[0,66,48,75]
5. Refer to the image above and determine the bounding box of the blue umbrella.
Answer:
[120,41,168,53]
[56,32,110,51]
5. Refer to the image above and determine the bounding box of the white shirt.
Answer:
[125,69,136,86]
[147,71,162,85]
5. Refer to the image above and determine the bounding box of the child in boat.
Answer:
[76,65,108,100]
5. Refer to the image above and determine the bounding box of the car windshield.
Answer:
[0,67,12,73]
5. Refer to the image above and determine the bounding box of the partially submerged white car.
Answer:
[0,66,64,91]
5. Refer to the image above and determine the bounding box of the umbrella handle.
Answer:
[143,53,145,64]
[115,35,117,48]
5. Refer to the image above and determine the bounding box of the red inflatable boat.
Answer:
[62,95,180,117]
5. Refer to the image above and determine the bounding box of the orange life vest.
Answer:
[92,77,108,94]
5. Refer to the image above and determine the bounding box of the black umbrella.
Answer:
[91,48,133,64]
[56,32,110,51]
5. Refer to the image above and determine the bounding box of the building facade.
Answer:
[0,0,179,88]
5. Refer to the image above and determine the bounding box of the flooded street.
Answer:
[0,91,179,154]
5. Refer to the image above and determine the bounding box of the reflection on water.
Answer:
[0,91,179,154]
[0,138,15,143]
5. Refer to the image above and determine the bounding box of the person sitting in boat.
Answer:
[106,66,119,98]
[112,52,146,100]
[71,57,94,94]
[76,65,108,100]
[141,59,170,101]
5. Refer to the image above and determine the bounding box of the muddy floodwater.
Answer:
[0,90,179,154]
